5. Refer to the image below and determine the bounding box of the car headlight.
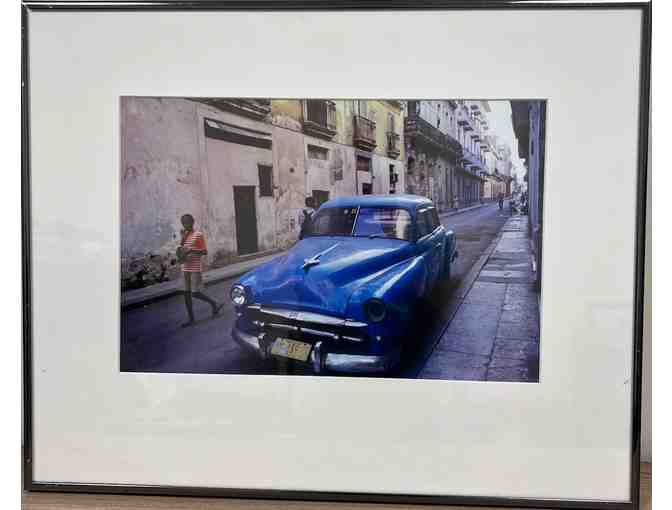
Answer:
[364,298,386,323]
[230,285,247,306]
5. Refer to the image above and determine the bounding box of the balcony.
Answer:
[384,100,403,108]
[302,100,337,140]
[460,149,483,175]
[200,99,271,121]
[457,108,473,131]
[387,131,401,159]
[404,114,462,158]
[353,115,377,151]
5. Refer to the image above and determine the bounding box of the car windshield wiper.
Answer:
[368,233,386,239]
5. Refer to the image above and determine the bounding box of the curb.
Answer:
[405,220,507,378]
[121,254,283,311]
[439,202,489,219]
[453,228,504,300]
[121,265,255,311]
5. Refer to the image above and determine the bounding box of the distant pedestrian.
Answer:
[299,196,316,239]
[177,214,222,327]
[498,192,504,210]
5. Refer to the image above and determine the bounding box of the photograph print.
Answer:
[120,98,546,381]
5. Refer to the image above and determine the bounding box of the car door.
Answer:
[416,206,443,292]
[425,207,445,288]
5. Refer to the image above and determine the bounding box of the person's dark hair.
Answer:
[181,213,194,224]
[305,196,315,208]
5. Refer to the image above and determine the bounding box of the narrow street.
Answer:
[120,202,536,380]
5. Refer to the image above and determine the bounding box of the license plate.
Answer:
[270,338,312,362]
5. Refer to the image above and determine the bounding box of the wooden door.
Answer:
[233,186,258,255]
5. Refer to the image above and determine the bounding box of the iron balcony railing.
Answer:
[404,114,462,158]
[302,100,337,139]
[457,107,474,131]
[353,115,377,151]
[461,148,483,174]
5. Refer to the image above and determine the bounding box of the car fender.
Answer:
[443,229,457,270]
[345,254,427,325]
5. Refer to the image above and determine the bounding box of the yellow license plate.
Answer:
[270,338,312,362]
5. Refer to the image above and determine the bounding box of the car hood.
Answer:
[239,236,413,316]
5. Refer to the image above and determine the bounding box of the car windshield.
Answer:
[307,206,412,241]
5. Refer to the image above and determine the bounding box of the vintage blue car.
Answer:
[230,194,458,374]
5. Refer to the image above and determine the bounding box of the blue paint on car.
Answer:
[231,194,458,374]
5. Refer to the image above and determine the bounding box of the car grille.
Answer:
[246,304,368,344]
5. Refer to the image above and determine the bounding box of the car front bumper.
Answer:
[232,326,396,374]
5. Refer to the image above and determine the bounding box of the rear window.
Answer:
[306,206,412,241]
[353,207,412,241]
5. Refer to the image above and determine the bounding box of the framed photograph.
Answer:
[22,1,651,508]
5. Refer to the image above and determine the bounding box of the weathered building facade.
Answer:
[271,99,405,202]
[455,100,485,207]
[482,134,501,201]
[120,97,405,290]
[403,100,461,211]
[511,100,546,289]
[404,100,489,211]
[482,135,513,201]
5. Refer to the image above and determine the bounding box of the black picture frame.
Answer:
[21,1,652,508]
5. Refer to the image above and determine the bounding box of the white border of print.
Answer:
[27,8,640,501]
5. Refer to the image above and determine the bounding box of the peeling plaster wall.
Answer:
[120,97,205,288]
[272,126,306,248]
[372,155,404,195]
[405,148,456,211]
[203,136,275,263]
[274,99,405,161]
[121,97,277,288]
[271,100,303,132]
[194,101,276,263]
[304,137,357,199]
[121,97,408,290]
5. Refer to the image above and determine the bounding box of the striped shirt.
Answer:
[181,230,206,273]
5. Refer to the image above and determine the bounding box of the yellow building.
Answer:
[271,99,405,201]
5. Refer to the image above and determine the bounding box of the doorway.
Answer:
[233,186,258,255]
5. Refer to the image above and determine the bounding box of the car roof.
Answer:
[319,194,433,210]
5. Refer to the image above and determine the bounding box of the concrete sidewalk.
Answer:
[419,214,541,382]
[121,251,282,309]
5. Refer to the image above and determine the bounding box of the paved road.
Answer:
[120,202,512,377]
